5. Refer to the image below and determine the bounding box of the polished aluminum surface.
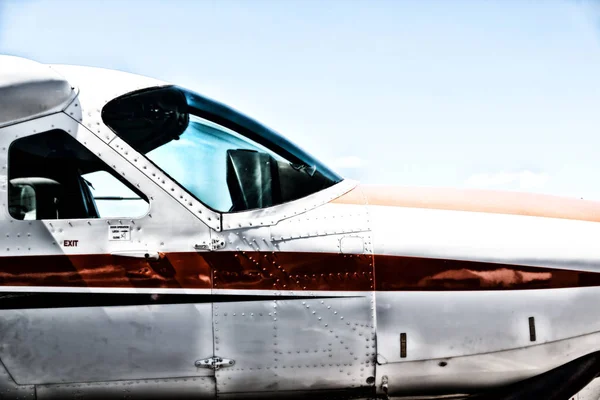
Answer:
[0,358,34,400]
[213,296,376,394]
[36,377,215,399]
[376,287,600,364]
[0,56,76,129]
[377,330,600,396]
[0,304,214,383]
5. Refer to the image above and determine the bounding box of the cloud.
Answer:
[331,156,367,169]
[465,170,549,190]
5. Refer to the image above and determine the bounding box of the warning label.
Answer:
[108,225,131,241]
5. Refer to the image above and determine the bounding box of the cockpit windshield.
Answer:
[101,86,342,212]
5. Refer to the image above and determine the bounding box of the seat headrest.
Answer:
[9,177,62,220]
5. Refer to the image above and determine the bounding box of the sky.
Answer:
[2,0,600,200]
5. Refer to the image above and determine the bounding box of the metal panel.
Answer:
[0,304,214,384]
[54,64,167,145]
[270,203,371,253]
[376,330,600,396]
[0,359,34,400]
[213,296,375,395]
[36,376,215,399]
[576,377,600,400]
[214,388,375,400]
[221,179,358,230]
[369,203,600,274]
[0,56,77,129]
[212,186,376,396]
[376,287,600,365]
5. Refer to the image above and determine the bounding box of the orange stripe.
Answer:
[333,185,600,223]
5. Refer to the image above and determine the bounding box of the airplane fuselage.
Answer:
[1,56,600,400]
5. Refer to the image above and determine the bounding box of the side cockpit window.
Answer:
[102,86,342,212]
[8,130,149,220]
[82,171,149,219]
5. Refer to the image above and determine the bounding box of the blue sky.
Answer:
[2,0,600,199]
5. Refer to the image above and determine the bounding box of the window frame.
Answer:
[3,121,152,223]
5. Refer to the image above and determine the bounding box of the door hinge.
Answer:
[194,236,225,251]
[195,356,235,370]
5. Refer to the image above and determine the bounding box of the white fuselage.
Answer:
[1,55,599,399]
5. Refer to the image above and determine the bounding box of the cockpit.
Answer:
[102,86,341,212]
[8,85,342,220]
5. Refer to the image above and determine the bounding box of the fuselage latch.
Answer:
[194,236,226,251]
[195,356,235,370]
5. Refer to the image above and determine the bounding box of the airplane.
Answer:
[1,54,600,400]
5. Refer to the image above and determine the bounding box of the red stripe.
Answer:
[0,253,211,289]
[207,251,374,291]
[375,255,600,291]
[0,252,598,291]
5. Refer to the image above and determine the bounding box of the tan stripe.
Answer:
[333,185,600,223]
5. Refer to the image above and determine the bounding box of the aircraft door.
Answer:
[0,113,216,396]
[208,202,377,398]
